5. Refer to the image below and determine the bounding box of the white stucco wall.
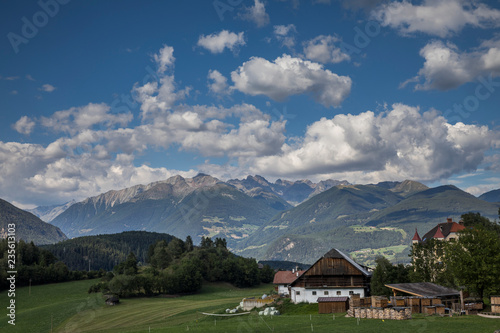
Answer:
[278,285,289,295]
[290,287,366,303]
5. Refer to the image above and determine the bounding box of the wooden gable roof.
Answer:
[290,248,371,287]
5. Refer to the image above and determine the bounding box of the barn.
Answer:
[317,297,349,313]
[289,248,372,303]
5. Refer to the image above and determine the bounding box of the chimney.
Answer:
[292,268,295,274]
[447,218,452,223]
[296,272,299,277]
[459,220,464,226]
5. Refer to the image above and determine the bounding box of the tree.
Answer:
[409,238,453,286]
[461,212,500,236]
[200,236,214,248]
[214,237,227,249]
[371,256,410,297]
[446,226,500,299]
[184,236,194,252]
[151,246,171,270]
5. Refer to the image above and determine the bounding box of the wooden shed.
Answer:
[385,282,459,308]
[317,297,349,314]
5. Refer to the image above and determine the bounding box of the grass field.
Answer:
[2,279,500,332]
[0,278,101,333]
[351,245,409,266]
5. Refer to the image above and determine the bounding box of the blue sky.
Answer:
[1,0,499,208]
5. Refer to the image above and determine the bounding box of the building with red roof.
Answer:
[413,218,466,244]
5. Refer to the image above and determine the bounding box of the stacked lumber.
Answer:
[491,296,500,314]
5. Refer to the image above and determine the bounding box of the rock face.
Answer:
[228,175,350,206]
[0,198,68,245]
[27,200,76,222]
[50,174,344,243]
[49,174,287,245]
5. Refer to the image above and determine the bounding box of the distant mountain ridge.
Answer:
[33,174,500,265]
[479,189,500,203]
[49,174,348,243]
[228,175,350,205]
[27,200,76,222]
[233,181,499,264]
[0,199,67,245]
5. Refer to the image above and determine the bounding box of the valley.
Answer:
[3,174,500,265]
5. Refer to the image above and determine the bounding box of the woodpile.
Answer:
[431,298,442,305]
[491,296,500,314]
[372,296,388,308]
[435,304,446,315]
[421,298,432,307]
[350,294,361,307]
[395,297,405,307]
[353,307,411,320]
[424,306,436,315]
[409,297,421,313]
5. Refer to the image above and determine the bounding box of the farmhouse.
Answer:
[273,269,305,296]
[412,218,466,244]
[288,248,372,303]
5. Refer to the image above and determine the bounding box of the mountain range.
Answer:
[0,198,67,245]
[49,174,341,248]
[27,200,76,222]
[2,174,499,265]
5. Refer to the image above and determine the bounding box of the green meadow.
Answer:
[2,279,500,332]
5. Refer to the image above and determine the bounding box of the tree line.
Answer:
[41,231,176,271]
[89,236,275,297]
[0,239,104,291]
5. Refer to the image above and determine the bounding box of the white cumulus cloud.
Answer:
[207,70,230,96]
[197,30,245,54]
[302,35,350,64]
[13,116,36,135]
[402,38,500,90]
[231,54,352,107]
[40,84,56,92]
[273,24,297,49]
[372,0,500,37]
[240,0,270,27]
[249,103,498,182]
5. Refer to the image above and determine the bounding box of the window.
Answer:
[324,291,329,295]
[336,291,341,296]
[349,291,354,295]
[312,291,317,296]
[296,291,300,295]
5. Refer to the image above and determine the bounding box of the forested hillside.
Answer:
[42,231,176,271]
